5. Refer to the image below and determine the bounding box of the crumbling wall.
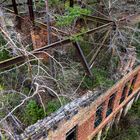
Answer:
[18,66,140,140]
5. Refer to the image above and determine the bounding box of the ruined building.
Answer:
[0,0,140,140]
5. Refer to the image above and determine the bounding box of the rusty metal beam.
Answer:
[83,15,113,23]
[0,56,25,70]
[89,29,111,68]
[0,52,42,70]
[0,13,139,70]
[0,23,112,70]
[73,42,93,76]
[33,23,112,52]
[0,9,140,73]
[4,6,140,26]
[0,10,139,68]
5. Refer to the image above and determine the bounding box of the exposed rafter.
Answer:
[0,23,112,71]
[0,12,140,71]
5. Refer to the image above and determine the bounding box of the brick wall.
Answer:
[31,26,58,60]
[19,66,140,140]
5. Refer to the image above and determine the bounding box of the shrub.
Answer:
[81,76,94,89]
[56,6,91,27]
[129,99,140,117]
[23,100,45,125]
[106,99,140,140]
[46,100,61,115]
[22,97,70,125]
[0,93,21,118]
[46,97,70,115]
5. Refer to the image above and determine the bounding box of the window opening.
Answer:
[94,103,104,128]
[120,81,130,104]
[128,74,138,96]
[66,126,77,140]
[106,93,116,117]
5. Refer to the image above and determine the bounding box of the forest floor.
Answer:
[106,99,140,140]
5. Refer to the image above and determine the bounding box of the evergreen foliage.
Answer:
[56,6,91,27]
[23,100,45,125]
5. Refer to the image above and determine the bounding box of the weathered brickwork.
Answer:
[18,66,140,140]
[31,27,58,60]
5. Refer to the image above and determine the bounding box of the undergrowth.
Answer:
[56,6,91,27]
[106,99,140,140]
[0,33,11,61]
[22,97,70,125]
[81,68,114,90]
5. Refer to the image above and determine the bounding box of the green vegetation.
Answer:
[79,41,92,58]
[56,6,91,27]
[0,94,21,118]
[22,97,70,125]
[106,99,140,140]
[34,0,46,9]
[46,97,70,115]
[22,100,45,125]
[49,0,60,6]
[70,34,84,42]
[1,134,7,140]
[129,99,140,117]
[0,33,10,61]
[69,28,89,42]
[0,84,4,91]
[81,68,115,90]
[0,49,10,61]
